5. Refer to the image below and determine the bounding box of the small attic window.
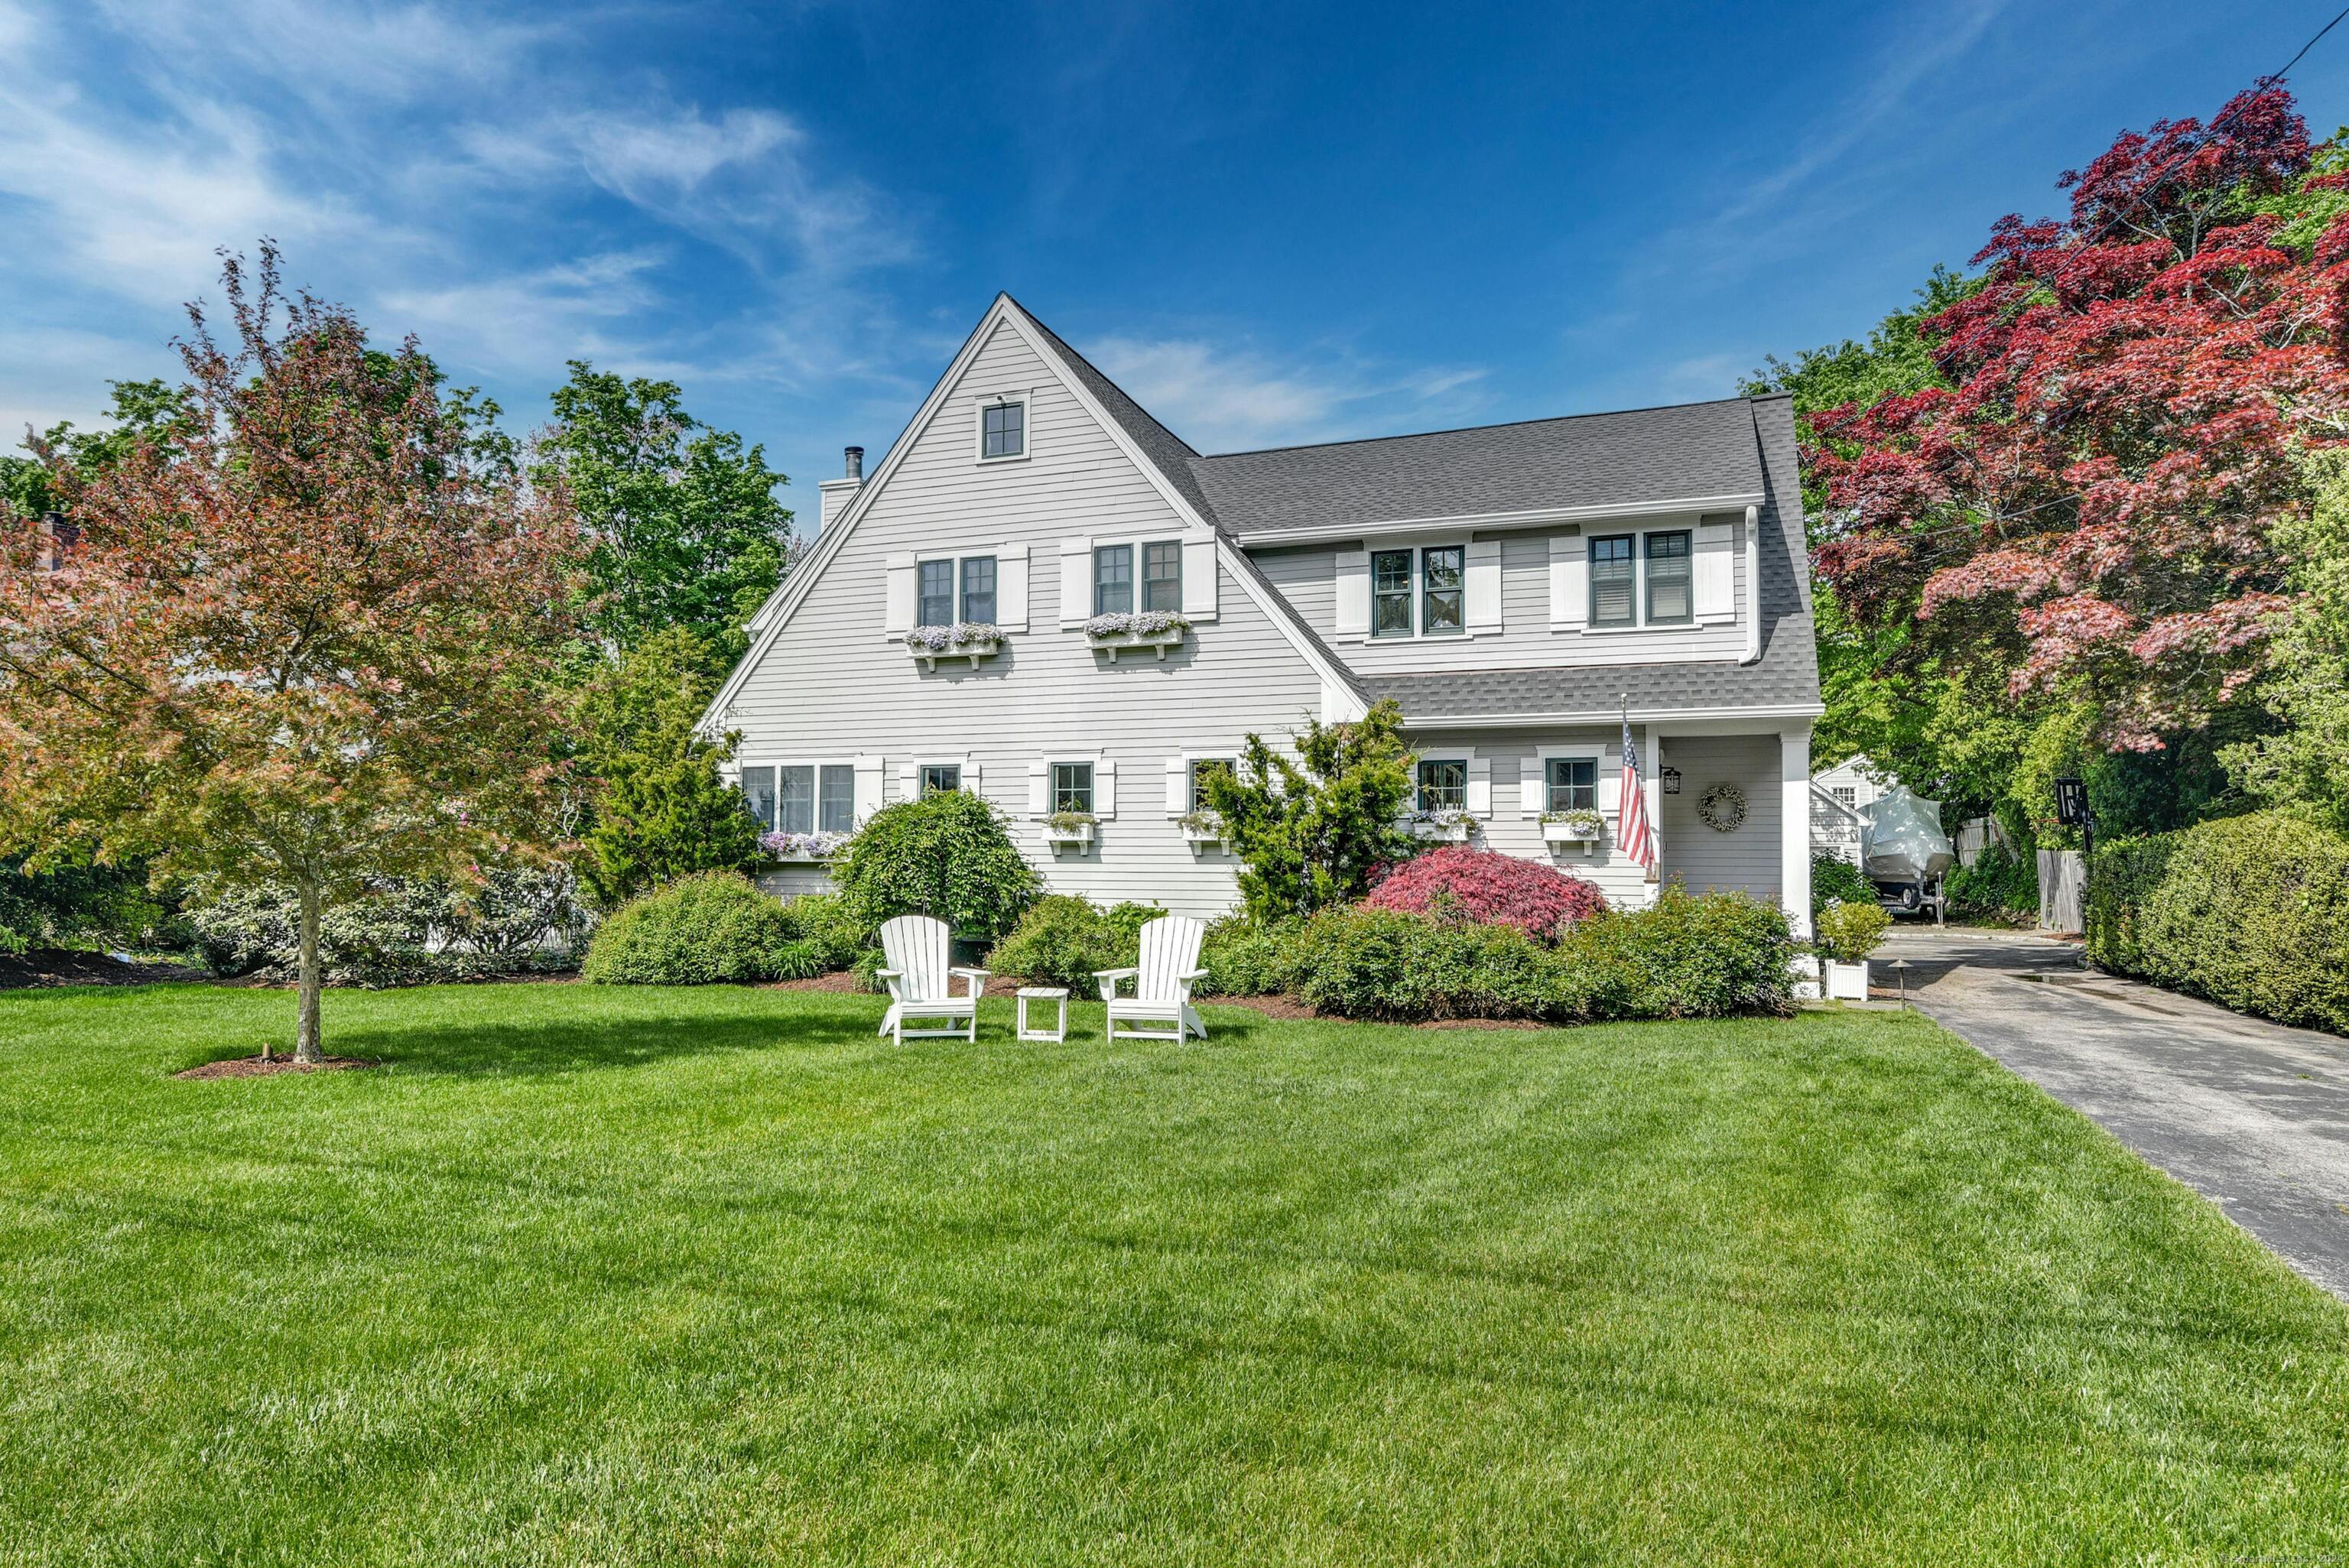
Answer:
[979,396,1027,461]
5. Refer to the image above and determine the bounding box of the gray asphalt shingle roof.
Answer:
[1360,615,1819,722]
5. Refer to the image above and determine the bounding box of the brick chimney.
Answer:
[33,511,79,573]
[817,446,864,534]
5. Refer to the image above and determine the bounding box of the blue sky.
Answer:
[5,0,2347,528]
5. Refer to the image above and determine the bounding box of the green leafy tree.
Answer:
[1203,700,1419,922]
[573,628,763,906]
[2224,447,2349,832]
[538,362,793,661]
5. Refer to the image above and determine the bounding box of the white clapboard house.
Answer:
[703,295,1824,932]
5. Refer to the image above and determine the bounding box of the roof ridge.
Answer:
[1193,394,1766,461]
[998,293,1201,459]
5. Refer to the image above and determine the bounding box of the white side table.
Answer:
[1015,986,1069,1043]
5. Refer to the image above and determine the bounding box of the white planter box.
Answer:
[1181,826,1228,849]
[905,639,1002,671]
[1541,820,1602,846]
[1044,823,1097,848]
[1413,820,1473,844]
[1824,959,1870,1001]
[768,850,839,865]
[1086,627,1186,662]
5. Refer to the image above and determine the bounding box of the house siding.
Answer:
[1657,733,1784,902]
[1402,726,1655,908]
[1248,518,1750,674]
[723,317,1325,918]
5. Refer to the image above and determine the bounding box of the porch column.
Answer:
[1780,725,1812,940]
[1643,725,1663,904]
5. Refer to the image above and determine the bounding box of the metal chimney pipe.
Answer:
[844,445,864,481]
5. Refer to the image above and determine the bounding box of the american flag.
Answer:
[1619,709,1658,880]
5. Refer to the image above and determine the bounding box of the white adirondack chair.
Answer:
[1094,914,1208,1043]
[876,914,986,1045]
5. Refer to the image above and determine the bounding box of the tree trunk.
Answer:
[294,881,323,1065]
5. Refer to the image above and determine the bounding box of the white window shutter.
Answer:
[885,552,917,634]
[1466,539,1503,633]
[1520,755,1542,818]
[853,755,884,822]
[1181,530,1217,619]
[1694,520,1736,622]
[998,543,1030,631]
[966,758,983,793]
[1598,768,1621,815]
[1059,536,1093,628]
[1165,756,1187,817]
[895,761,916,803]
[1467,756,1493,817]
[1550,534,1587,630]
[1097,757,1117,818]
[1027,758,1048,817]
[1334,548,1370,636]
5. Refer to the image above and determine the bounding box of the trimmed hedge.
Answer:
[1262,888,1795,1024]
[985,896,1161,992]
[2086,811,2349,1034]
[581,872,824,985]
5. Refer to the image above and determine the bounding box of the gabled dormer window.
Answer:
[978,394,1028,461]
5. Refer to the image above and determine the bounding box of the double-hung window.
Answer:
[1188,758,1233,811]
[1142,542,1182,612]
[960,555,996,625]
[1094,541,1182,615]
[1416,758,1467,811]
[1590,535,1636,628]
[739,762,854,834]
[1545,758,1597,813]
[1093,544,1133,615]
[919,764,961,796]
[980,398,1025,459]
[1645,531,1693,625]
[1051,761,1094,813]
[917,560,956,628]
[1369,545,1467,638]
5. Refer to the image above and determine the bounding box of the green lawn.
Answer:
[2,983,2344,1566]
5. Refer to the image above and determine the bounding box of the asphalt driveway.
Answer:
[1882,925,2349,1300]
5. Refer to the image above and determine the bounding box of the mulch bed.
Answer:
[176,1054,379,1079]
[0,950,211,989]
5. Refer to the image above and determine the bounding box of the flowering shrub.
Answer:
[1363,847,1606,937]
[1083,611,1189,637]
[902,622,1002,652]
[761,829,848,859]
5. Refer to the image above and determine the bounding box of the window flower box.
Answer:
[1044,810,1098,847]
[904,623,1003,670]
[1084,611,1190,662]
[1540,809,1607,846]
[761,829,850,863]
[1178,808,1228,848]
[1409,808,1477,843]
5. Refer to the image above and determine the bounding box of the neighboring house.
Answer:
[703,296,1823,932]
[1809,754,1893,868]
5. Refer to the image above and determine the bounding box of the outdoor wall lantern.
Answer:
[1661,766,1683,795]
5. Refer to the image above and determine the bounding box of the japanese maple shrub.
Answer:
[0,245,583,1061]
[1362,846,1606,937]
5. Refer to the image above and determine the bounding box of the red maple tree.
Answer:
[0,246,584,1060]
[1810,81,2349,748]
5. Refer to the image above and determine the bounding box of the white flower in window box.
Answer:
[1082,611,1189,662]
[1178,808,1228,847]
[902,622,1003,670]
[1410,807,1477,842]
[1539,808,1607,846]
[761,829,850,863]
[1043,810,1098,846]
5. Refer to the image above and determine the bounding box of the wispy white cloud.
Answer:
[1086,335,1487,451]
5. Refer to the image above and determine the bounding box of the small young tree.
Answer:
[0,245,583,1061]
[1204,700,1419,922]
[573,627,763,905]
